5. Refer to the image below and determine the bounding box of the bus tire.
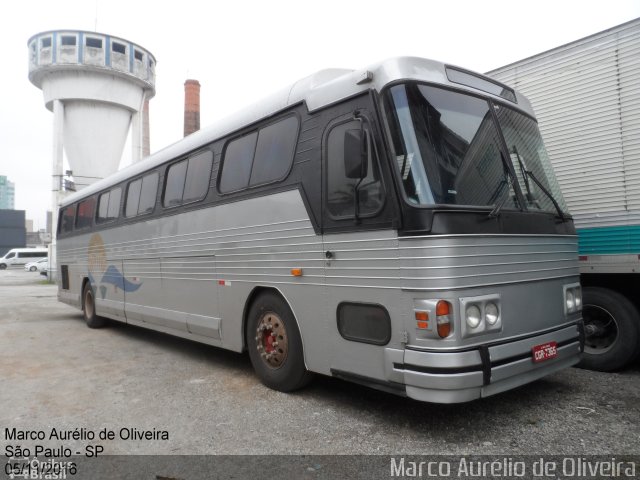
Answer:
[578,287,639,372]
[246,292,312,392]
[83,282,106,329]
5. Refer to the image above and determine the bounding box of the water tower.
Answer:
[28,30,156,279]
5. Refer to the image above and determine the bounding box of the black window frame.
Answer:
[138,172,159,216]
[336,302,392,346]
[124,171,159,218]
[162,150,213,209]
[249,115,300,187]
[217,113,300,195]
[60,205,76,234]
[75,197,96,230]
[324,117,386,221]
[96,187,122,224]
[218,132,258,194]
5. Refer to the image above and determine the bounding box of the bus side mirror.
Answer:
[344,128,368,179]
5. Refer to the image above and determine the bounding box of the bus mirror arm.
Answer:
[344,113,370,223]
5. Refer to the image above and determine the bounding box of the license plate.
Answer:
[532,341,558,363]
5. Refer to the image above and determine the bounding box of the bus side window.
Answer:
[61,205,76,233]
[249,116,298,186]
[97,187,122,223]
[183,151,213,203]
[219,133,258,193]
[218,115,298,194]
[76,197,96,229]
[125,179,142,217]
[126,172,158,217]
[326,120,384,218]
[164,151,213,207]
[138,173,158,214]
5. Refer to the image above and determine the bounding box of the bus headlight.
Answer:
[574,288,582,311]
[465,304,482,329]
[460,294,502,338]
[566,290,575,312]
[485,302,499,325]
[563,283,582,314]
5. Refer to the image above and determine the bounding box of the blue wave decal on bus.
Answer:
[101,264,143,292]
[88,233,143,296]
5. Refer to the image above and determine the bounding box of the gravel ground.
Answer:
[1,269,639,459]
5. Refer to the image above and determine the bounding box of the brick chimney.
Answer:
[184,79,200,137]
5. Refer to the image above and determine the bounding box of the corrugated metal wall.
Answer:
[487,19,640,229]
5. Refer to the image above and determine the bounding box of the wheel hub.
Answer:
[255,312,288,369]
[583,304,618,354]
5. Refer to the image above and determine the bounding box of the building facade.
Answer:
[0,176,15,209]
[0,210,26,257]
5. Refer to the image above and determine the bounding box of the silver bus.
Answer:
[57,57,583,403]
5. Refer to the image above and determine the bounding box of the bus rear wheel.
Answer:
[246,292,312,392]
[578,287,639,371]
[83,282,106,329]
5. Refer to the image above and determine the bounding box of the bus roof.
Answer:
[60,56,534,207]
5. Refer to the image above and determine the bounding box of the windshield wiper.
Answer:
[511,145,567,221]
[488,152,517,218]
[522,168,567,221]
[487,176,510,218]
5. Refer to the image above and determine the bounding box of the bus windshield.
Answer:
[384,83,567,215]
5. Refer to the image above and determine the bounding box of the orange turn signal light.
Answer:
[437,321,451,338]
[436,300,451,316]
[415,311,429,330]
[290,268,303,277]
[436,300,452,338]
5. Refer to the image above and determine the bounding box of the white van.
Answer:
[0,248,48,269]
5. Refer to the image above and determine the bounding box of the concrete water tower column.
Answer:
[28,30,156,280]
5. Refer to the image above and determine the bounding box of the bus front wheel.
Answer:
[246,292,312,392]
[83,282,106,329]
[578,287,639,371]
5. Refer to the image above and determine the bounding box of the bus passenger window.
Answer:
[250,116,298,186]
[125,179,142,217]
[183,151,213,203]
[107,188,122,220]
[76,197,96,229]
[97,192,109,220]
[61,205,76,233]
[164,160,187,207]
[97,188,122,223]
[164,151,212,207]
[326,121,384,218]
[219,133,258,193]
[138,173,158,214]
[126,173,158,217]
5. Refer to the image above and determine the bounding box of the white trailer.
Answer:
[488,18,640,371]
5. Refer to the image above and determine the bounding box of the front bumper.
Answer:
[385,321,583,403]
